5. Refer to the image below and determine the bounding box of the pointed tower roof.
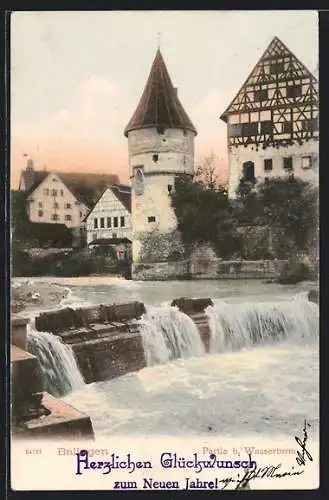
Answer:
[220,36,318,122]
[124,49,197,137]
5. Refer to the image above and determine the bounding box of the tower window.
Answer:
[120,216,125,227]
[113,217,118,228]
[94,218,98,229]
[283,157,293,170]
[287,85,301,98]
[254,89,268,102]
[148,216,156,223]
[100,217,105,228]
[152,154,159,162]
[264,159,273,171]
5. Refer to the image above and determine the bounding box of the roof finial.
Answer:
[157,31,161,50]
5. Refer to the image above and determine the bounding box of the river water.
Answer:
[18,277,319,441]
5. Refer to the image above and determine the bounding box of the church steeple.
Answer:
[124,49,197,137]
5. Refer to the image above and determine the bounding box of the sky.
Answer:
[11,10,318,189]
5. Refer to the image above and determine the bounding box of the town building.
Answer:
[220,36,319,199]
[18,158,118,243]
[124,48,197,277]
[85,184,132,259]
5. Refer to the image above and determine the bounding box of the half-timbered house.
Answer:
[220,37,318,198]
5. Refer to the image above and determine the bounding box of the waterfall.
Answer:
[139,305,205,366]
[27,321,84,397]
[206,294,319,353]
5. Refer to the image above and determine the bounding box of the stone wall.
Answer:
[133,259,287,281]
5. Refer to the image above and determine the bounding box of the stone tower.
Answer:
[124,49,197,279]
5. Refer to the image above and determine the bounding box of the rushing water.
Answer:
[27,321,84,397]
[16,277,318,438]
[139,305,205,365]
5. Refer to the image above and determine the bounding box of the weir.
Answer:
[12,290,318,439]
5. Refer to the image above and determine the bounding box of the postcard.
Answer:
[10,10,319,491]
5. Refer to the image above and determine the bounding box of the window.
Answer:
[270,62,284,74]
[168,184,173,194]
[282,121,292,134]
[43,188,49,195]
[65,214,72,221]
[107,217,111,228]
[148,216,156,223]
[242,122,258,136]
[38,210,43,217]
[260,120,273,134]
[120,216,125,227]
[287,85,301,98]
[152,154,159,162]
[51,213,59,221]
[264,159,273,171]
[283,157,293,170]
[52,178,57,182]
[229,123,242,137]
[302,156,312,169]
[60,190,64,196]
[254,89,268,102]
[100,217,105,228]
[113,217,118,228]
[38,202,43,208]
[51,189,58,196]
[80,211,83,218]
[242,161,255,182]
[53,202,59,209]
[302,118,318,132]
[65,202,72,209]
[94,219,98,229]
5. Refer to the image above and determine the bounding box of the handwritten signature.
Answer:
[233,420,313,490]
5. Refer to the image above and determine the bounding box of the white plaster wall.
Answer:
[128,127,195,176]
[228,139,319,199]
[86,188,132,245]
[27,173,89,228]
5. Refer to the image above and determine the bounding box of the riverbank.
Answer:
[11,280,69,314]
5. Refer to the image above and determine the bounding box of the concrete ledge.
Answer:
[16,392,94,440]
[11,345,43,413]
[11,316,29,350]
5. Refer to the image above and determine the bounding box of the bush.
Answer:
[277,258,316,285]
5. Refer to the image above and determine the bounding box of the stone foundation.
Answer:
[133,259,288,281]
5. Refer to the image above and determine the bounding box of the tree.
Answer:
[195,151,225,190]
[171,176,242,258]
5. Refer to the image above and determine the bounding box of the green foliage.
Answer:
[171,177,242,258]
[171,175,318,262]
[278,257,317,284]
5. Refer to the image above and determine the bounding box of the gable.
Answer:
[86,187,130,220]
[220,37,318,122]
